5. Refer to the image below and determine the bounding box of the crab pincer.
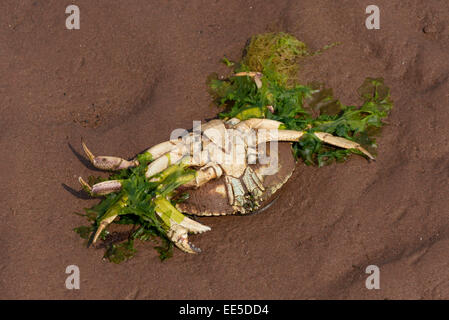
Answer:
[154,197,211,253]
[82,140,138,171]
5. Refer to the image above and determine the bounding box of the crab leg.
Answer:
[78,177,122,196]
[237,118,283,131]
[256,129,374,159]
[154,197,211,253]
[182,163,223,188]
[145,139,188,159]
[235,119,373,159]
[313,132,374,160]
[257,129,305,144]
[83,134,194,172]
[82,141,138,171]
[202,120,227,148]
[146,152,184,179]
[241,166,264,198]
[223,167,265,213]
[78,155,207,196]
[83,178,211,249]
[225,176,248,210]
[146,152,209,179]
[165,224,201,254]
[92,194,128,244]
[234,71,263,89]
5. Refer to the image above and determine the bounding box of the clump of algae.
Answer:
[242,32,309,87]
[211,32,392,166]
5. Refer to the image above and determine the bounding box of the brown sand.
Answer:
[1,0,448,299]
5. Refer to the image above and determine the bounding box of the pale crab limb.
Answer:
[241,166,265,198]
[234,71,260,77]
[145,136,201,179]
[225,118,241,126]
[257,129,374,159]
[223,167,265,214]
[78,177,93,192]
[146,141,178,159]
[146,152,209,179]
[166,224,201,254]
[78,177,122,196]
[145,152,184,179]
[145,131,201,161]
[154,197,211,253]
[202,119,227,148]
[92,215,116,244]
[82,141,139,171]
[236,120,285,156]
[182,163,223,188]
[78,156,202,197]
[237,118,283,131]
[92,194,128,244]
[202,119,227,132]
[145,139,188,160]
[154,197,210,234]
[78,157,197,196]
[234,71,263,89]
[257,129,305,144]
[313,132,375,160]
[224,176,246,207]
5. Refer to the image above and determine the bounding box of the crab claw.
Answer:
[78,176,92,193]
[167,224,210,253]
[154,197,210,253]
[166,224,201,253]
[313,132,375,160]
[82,140,138,171]
[159,214,211,254]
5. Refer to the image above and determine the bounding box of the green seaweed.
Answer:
[242,32,309,87]
[209,32,392,166]
[75,154,194,262]
[104,240,136,264]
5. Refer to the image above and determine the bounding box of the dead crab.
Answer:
[79,116,373,253]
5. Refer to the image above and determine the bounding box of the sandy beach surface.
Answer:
[1,0,448,299]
